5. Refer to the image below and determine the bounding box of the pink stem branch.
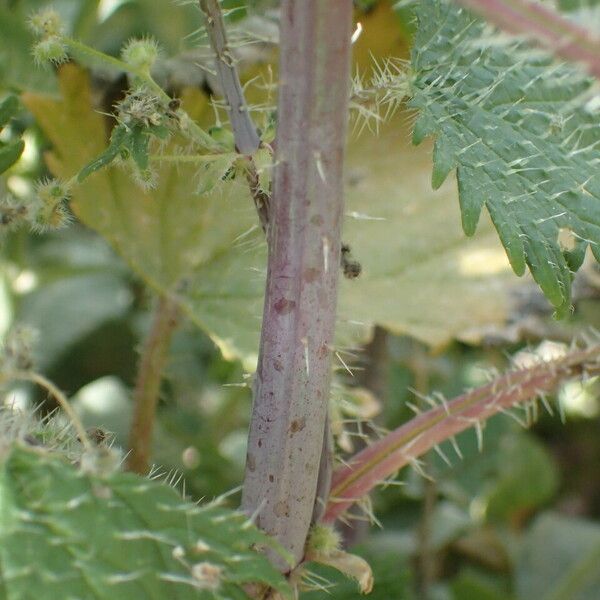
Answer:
[455,0,600,79]
[324,344,600,523]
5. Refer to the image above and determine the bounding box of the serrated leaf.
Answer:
[0,139,24,174]
[0,444,291,599]
[411,0,600,316]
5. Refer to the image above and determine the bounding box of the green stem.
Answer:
[63,37,221,151]
[2,370,91,451]
[126,295,180,474]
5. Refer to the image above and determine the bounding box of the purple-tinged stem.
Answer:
[241,0,353,571]
[324,344,600,523]
[199,0,269,232]
[455,0,600,79]
[199,0,260,154]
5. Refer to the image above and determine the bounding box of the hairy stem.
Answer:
[2,370,91,451]
[241,0,353,570]
[126,295,179,474]
[324,344,600,523]
[64,37,221,151]
[199,0,261,154]
[199,1,269,232]
[454,0,600,79]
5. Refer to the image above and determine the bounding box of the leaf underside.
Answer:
[411,1,600,316]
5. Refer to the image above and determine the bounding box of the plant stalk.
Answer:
[199,0,261,155]
[126,294,179,474]
[324,344,600,523]
[454,0,600,79]
[241,0,354,570]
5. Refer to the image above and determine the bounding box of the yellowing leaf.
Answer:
[24,64,265,369]
[339,117,519,349]
[24,65,522,371]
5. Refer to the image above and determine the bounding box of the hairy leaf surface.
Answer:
[0,444,291,599]
[411,1,600,316]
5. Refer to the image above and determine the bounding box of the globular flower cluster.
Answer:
[116,89,167,130]
[121,38,161,73]
[0,179,71,233]
[29,8,68,66]
[30,179,72,231]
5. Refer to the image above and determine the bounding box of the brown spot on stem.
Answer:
[274,501,290,517]
[246,453,256,472]
[289,417,306,434]
[311,214,324,226]
[317,344,329,359]
[273,359,283,372]
[303,267,320,283]
[274,297,296,315]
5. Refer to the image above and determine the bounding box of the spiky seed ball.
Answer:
[28,8,64,37]
[30,178,71,231]
[32,37,68,66]
[305,524,342,557]
[121,38,160,72]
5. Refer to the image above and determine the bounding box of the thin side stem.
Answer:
[64,37,221,151]
[126,295,180,474]
[3,370,91,451]
[324,344,600,523]
[241,0,354,571]
[198,0,269,232]
[198,0,260,154]
[454,0,600,79]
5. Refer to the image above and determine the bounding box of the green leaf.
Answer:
[451,569,513,600]
[78,124,128,182]
[411,1,600,316]
[0,139,24,175]
[0,444,291,599]
[483,434,559,522]
[516,513,600,600]
[19,272,132,371]
[0,95,19,129]
[130,126,150,171]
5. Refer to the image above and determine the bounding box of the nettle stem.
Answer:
[241,0,353,570]
[127,295,179,474]
[324,344,600,523]
[455,0,600,79]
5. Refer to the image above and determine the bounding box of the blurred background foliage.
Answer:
[1,1,600,598]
